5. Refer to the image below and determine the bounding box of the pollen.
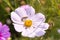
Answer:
[24,19,32,27]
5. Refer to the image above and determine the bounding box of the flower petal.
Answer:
[0,22,2,31]
[13,23,24,32]
[30,13,45,22]
[21,27,36,37]
[1,25,10,38]
[32,22,41,28]
[11,12,23,24]
[21,5,35,17]
[33,28,46,37]
[2,32,10,38]
[1,24,10,33]
[15,7,28,18]
[26,27,36,34]
[39,23,49,30]
[36,30,46,37]
[27,32,36,38]
[21,30,28,37]
[30,6,35,16]
[0,22,2,27]
[0,37,6,40]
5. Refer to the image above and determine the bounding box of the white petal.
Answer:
[34,28,42,33]
[21,29,29,37]
[27,32,36,38]
[32,22,41,28]
[30,6,35,16]
[15,7,28,18]
[36,30,46,37]
[24,6,35,17]
[20,5,35,17]
[39,23,49,30]
[33,28,46,37]
[26,27,36,34]
[21,29,36,38]
[21,27,36,37]
[11,12,23,24]
[30,13,45,22]
[13,23,24,32]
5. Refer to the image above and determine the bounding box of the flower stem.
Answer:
[3,0,14,10]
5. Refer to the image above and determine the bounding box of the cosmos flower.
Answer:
[11,5,49,38]
[0,22,10,40]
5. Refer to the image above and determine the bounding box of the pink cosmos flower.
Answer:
[11,5,49,38]
[0,22,10,40]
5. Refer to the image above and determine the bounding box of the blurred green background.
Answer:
[0,0,60,40]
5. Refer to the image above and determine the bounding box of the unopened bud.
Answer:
[0,0,2,3]
[58,4,60,9]
[48,19,54,29]
[20,1,26,5]
[5,7,11,13]
[40,0,46,5]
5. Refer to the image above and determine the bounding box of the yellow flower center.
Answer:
[24,20,32,27]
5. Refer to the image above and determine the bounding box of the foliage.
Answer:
[0,0,60,40]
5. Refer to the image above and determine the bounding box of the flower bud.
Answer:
[40,0,46,5]
[20,0,26,5]
[0,0,2,3]
[58,4,60,9]
[5,7,11,13]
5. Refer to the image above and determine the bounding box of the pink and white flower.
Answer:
[11,5,49,38]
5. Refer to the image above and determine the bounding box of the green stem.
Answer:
[3,0,14,10]
[14,0,18,8]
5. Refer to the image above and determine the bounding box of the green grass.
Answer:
[0,0,60,40]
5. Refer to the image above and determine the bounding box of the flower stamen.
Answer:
[24,19,32,27]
